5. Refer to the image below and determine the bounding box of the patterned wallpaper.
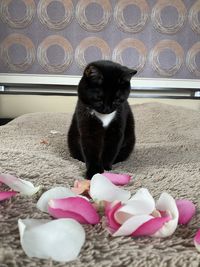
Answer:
[0,0,200,78]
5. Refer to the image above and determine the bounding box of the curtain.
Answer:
[0,0,199,78]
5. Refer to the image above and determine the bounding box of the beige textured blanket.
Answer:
[0,102,200,267]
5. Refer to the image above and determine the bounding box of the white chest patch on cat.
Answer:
[91,110,116,127]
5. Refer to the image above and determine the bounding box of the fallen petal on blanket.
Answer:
[105,188,178,237]
[0,191,17,201]
[71,172,130,195]
[150,192,179,237]
[71,180,90,195]
[105,201,122,232]
[194,229,200,252]
[131,216,171,237]
[176,199,196,225]
[48,196,100,224]
[90,173,131,202]
[102,172,131,185]
[117,188,155,221]
[18,218,85,262]
[37,187,76,213]
[0,173,41,195]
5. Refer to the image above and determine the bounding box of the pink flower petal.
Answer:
[37,187,76,213]
[105,201,122,232]
[112,215,153,237]
[194,229,200,244]
[115,188,155,224]
[176,199,196,225]
[102,173,131,185]
[194,229,200,252]
[132,216,171,237]
[0,173,40,195]
[0,191,17,201]
[71,180,90,195]
[48,197,100,224]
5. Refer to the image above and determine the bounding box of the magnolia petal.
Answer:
[18,218,85,262]
[112,214,153,237]
[37,187,76,213]
[71,180,90,195]
[90,174,131,202]
[176,199,196,225]
[105,201,122,232]
[48,197,100,224]
[153,192,178,237]
[132,216,171,237]
[0,191,17,201]
[102,172,131,185]
[129,188,155,206]
[194,229,200,252]
[115,188,155,224]
[0,173,40,195]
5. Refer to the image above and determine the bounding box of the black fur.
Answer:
[68,60,137,179]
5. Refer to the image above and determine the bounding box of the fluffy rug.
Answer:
[1,102,200,267]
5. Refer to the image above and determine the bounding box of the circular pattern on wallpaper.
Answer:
[114,0,149,33]
[188,1,200,35]
[150,40,184,77]
[112,38,147,72]
[37,35,73,73]
[76,0,112,32]
[37,0,74,30]
[0,0,36,28]
[75,37,111,69]
[186,42,200,77]
[0,34,35,72]
[151,0,187,34]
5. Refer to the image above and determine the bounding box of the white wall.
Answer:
[0,95,199,118]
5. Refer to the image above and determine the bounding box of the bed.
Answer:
[0,102,200,267]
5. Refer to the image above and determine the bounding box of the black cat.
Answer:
[68,60,137,179]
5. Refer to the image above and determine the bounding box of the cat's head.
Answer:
[78,60,137,114]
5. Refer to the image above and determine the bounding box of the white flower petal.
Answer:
[90,174,131,202]
[113,214,153,237]
[18,218,85,262]
[128,188,155,212]
[115,188,155,223]
[0,173,40,195]
[37,187,76,213]
[152,192,179,237]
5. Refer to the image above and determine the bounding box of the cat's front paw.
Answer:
[86,165,104,180]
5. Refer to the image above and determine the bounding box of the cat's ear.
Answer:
[84,65,103,84]
[122,69,137,82]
